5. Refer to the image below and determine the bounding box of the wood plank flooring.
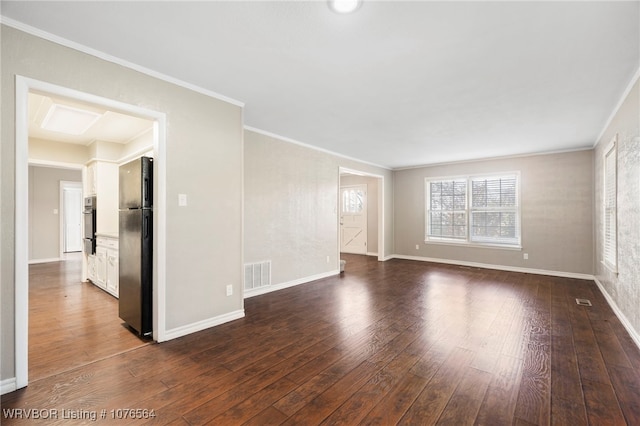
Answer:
[27,253,150,381]
[3,254,639,425]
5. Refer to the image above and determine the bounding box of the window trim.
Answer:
[602,135,618,274]
[425,171,522,249]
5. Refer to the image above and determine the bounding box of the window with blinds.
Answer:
[425,173,521,248]
[470,175,519,245]
[426,179,467,240]
[603,140,617,272]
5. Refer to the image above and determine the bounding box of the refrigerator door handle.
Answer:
[144,177,151,204]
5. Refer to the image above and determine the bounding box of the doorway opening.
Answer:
[338,168,384,264]
[15,76,167,389]
[61,181,83,254]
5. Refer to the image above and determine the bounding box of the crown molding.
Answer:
[0,17,245,108]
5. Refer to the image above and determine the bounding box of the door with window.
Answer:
[340,185,367,254]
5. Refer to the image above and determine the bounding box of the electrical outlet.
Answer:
[178,193,188,206]
[226,285,233,296]
[326,255,330,263]
[523,253,529,260]
[416,244,419,250]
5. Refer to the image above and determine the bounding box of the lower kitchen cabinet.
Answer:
[91,235,119,298]
[87,254,96,282]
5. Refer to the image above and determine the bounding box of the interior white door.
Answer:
[340,184,367,254]
[63,186,83,252]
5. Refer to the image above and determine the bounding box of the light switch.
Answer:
[53,209,59,215]
[178,194,188,206]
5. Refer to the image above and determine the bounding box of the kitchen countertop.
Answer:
[95,232,119,239]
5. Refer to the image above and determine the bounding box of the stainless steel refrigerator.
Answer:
[119,156,153,336]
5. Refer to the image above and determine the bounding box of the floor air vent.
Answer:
[244,261,271,290]
[576,298,592,307]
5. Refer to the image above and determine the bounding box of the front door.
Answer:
[340,184,367,254]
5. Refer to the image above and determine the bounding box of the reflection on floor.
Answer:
[29,252,150,381]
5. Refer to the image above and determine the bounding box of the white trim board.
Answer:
[28,258,62,265]
[1,17,244,108]
[14,76,168,390]
[391,254,594,281]
[163,310,245,341]
[1,378,17,396]
[244,270,340,299]
[594,65,640,147]
[593,277,640,351]
[245,126,391,171]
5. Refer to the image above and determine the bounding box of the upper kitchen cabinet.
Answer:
[85,160,119,234]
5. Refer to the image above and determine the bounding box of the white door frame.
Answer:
[60,180,83,256]
[338,167,385,262]
[15,76,168,389]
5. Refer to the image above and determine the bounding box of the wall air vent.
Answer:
[575,298,592,307]
[244,261,271,290]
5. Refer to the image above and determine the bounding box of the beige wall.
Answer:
[393,150,594,275]
[2,25,243,381]
[243,129,393,287]
[28,166,82,261]
[340,174,379,254]
[29,138,89,165]
[594,78,640,339]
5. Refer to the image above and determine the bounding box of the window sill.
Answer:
[424,239,522,251]
[601,260,618,275]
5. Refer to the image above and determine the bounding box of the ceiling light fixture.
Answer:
[328,0,361,14]
[41,104,102,135]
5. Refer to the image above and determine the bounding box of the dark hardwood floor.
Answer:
[3,254,639,425]
[27,253,150,382]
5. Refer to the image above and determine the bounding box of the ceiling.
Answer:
[3,1,639,169]
[28,92,153,145]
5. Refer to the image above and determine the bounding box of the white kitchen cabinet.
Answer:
[106,251,119,296]
[84,160,119,234]
[87,254,96,282]
[95,247,107,289]
[90,235,119,298]
[86,162,97,195]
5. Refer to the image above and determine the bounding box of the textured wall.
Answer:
[594,78,640,338]
[394,150,594,275]
[244,130,393,287]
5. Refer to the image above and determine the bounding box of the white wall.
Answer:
[594,77,640,342]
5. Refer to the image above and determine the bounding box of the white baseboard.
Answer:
[593,277,640,351]
[244,269,340,299]
[381,255,395,261]
[28,257,62,265]
[1,377,17,395]
[162,309,245,341]
[391,254,594,280]
[366,252,379,257]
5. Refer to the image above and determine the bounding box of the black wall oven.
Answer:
[83,196,97,255]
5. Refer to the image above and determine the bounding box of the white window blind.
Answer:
[425,173,520,248]
[470,175,519,245]
[426,179,467,240]
[603,141,617,272]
